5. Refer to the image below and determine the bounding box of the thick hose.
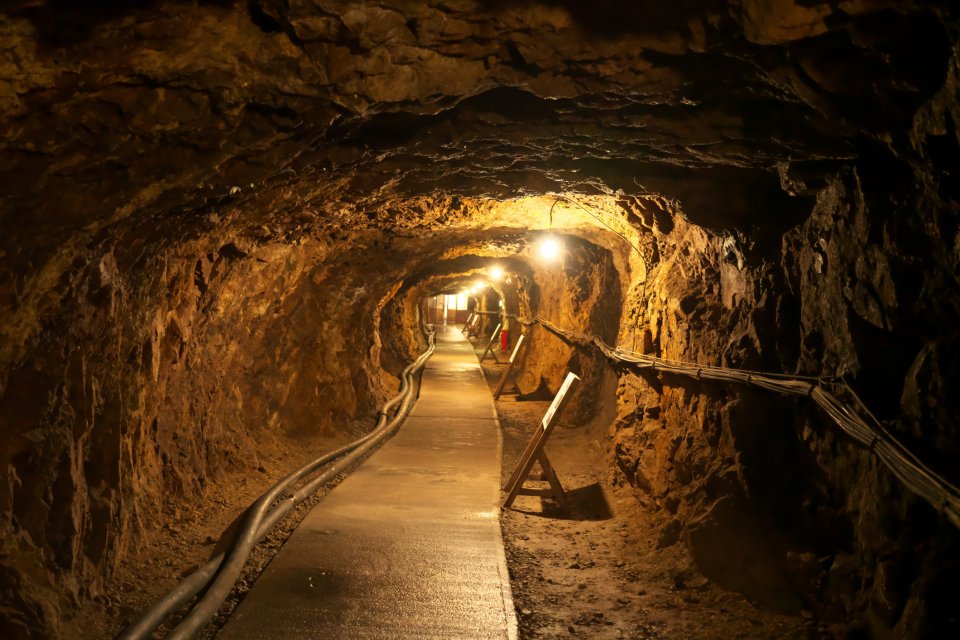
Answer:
[119,332,435,639]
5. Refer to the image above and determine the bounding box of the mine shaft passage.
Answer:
[2,2,960,640]
[217,325,513,639]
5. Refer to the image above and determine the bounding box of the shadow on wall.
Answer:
[3,0,163,49]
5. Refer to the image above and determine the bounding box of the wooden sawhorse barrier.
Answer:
[461,311,476,337]
[502,372,580,511]
[479,322,502,363]
[463,312,480,338]
[493,333,528,399]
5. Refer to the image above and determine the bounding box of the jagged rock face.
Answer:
[1,1,959,638]
[2,0,949,245]
[610,167,960,634]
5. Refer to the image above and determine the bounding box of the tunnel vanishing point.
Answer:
[2,1,960,638]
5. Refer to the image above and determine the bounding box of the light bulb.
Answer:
[540,237,560,260]
[490,267,503,281]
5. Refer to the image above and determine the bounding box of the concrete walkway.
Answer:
[220,325,517,639]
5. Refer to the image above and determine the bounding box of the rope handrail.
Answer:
[525,315,960,530]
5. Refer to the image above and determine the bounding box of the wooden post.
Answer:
[462,311,475,336]
[502,372,580,510]
[479,322,502,363]
[493,334,528,400]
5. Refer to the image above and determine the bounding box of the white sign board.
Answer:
[541,372,580,430]
[508,334,526,364]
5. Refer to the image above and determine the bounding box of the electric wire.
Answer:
[551,194,646,260]
[546,195,652,352]
[528,315,960,531]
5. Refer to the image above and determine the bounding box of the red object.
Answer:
[500,329,509,351]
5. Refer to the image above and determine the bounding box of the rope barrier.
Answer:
[525,315,960,531]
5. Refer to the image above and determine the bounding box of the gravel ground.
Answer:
[480,358,818,640]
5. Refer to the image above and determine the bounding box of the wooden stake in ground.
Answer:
[493,334,528,400]
[479,322,502,363]
[502,372,580,511]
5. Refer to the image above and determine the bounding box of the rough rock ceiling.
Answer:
[1,0,956,373]
[1,0,951,245]
[1,0,955,383]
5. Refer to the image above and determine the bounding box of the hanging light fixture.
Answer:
[489,266,503,281]
[539,197,562,262]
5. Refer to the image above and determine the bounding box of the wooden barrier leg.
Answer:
[465,317,478,339]
[493,360,515,399]
[502,426,545,492]
[502,430,547,509]
[461,312,475,336]
[494,335,527,399]
[535,450,569,511]
[503,440,568,510]
[480,323,502,363]
[481,341,501,363]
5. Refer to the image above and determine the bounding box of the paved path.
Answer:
[220,325,517,639]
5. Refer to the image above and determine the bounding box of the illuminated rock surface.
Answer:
[0,1,958,638]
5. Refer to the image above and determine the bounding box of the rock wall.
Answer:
[609,160,960,635]
[0,220,428,637]
[514,235,623,424]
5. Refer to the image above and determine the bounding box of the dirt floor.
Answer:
[478,354,820,640]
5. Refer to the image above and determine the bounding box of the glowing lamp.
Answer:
[540,237,560,260]
[490,267,504,281]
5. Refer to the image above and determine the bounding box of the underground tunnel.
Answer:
[1,1,960,638]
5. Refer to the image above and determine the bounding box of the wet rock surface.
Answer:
[1,1,959,638]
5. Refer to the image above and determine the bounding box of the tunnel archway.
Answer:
[2,2,960,638]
